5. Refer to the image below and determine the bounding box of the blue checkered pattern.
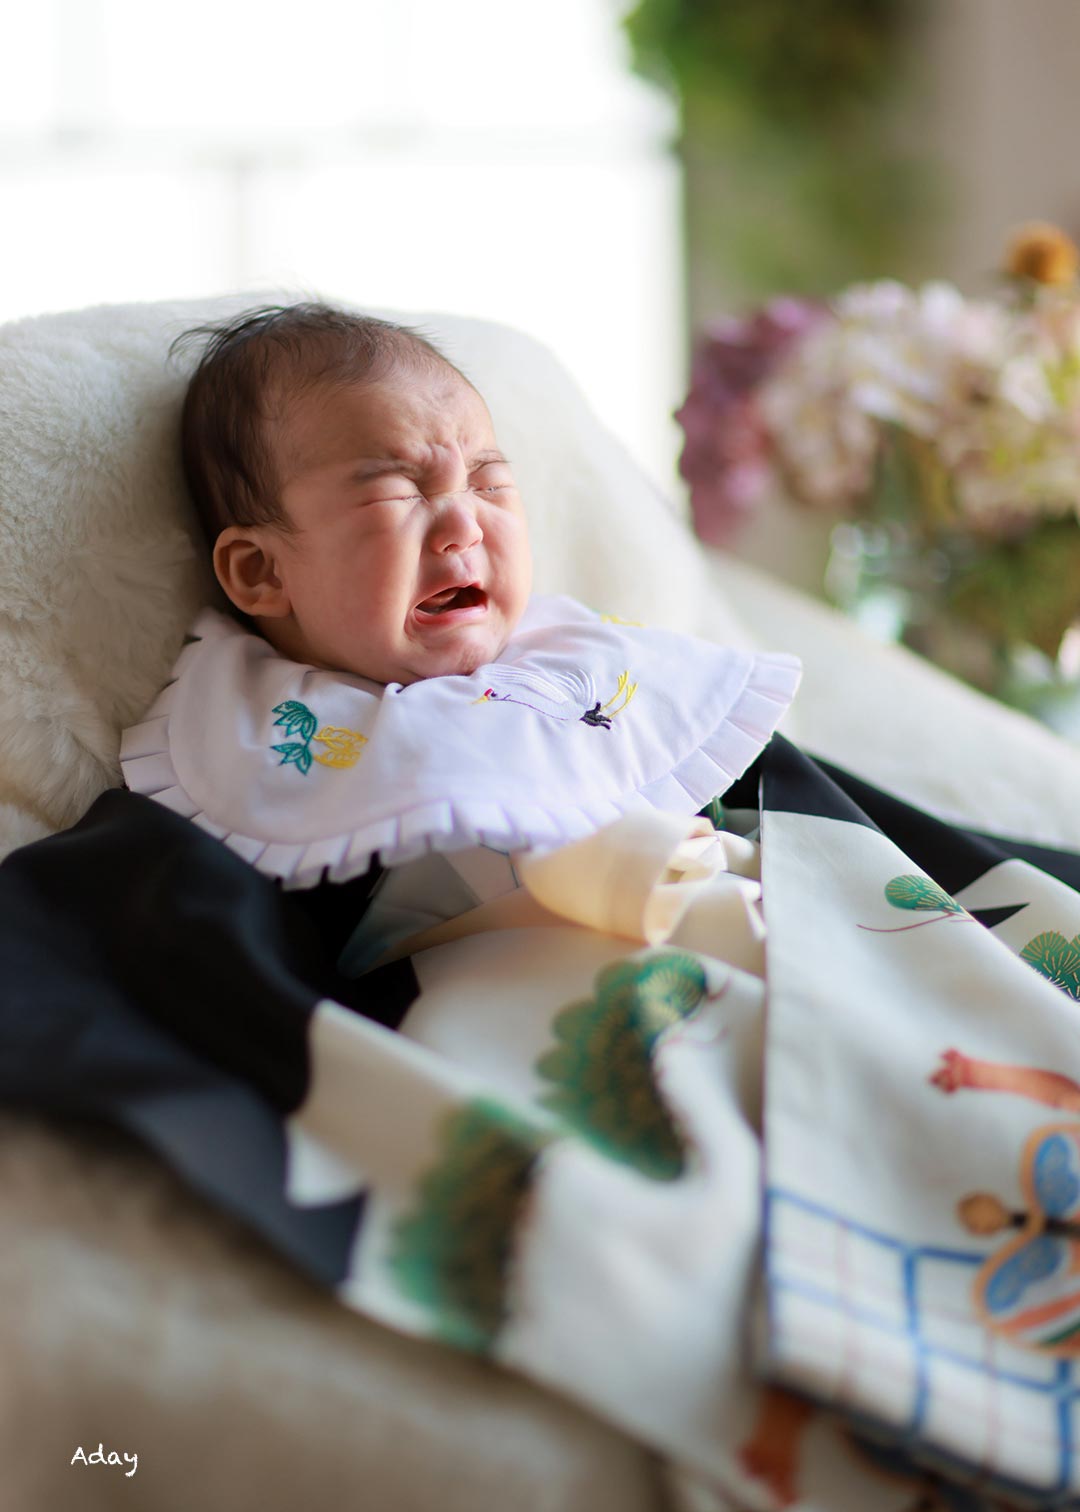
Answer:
[765,1187,1080,1504]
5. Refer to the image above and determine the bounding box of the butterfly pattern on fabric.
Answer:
[874,862,1080,1357]
[973,1125,1080,1352]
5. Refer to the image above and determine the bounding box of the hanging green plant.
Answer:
[623,0,915,128]
[622,0,937,305]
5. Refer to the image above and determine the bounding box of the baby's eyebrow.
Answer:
[466,450,511,469]
[351,450,510,481]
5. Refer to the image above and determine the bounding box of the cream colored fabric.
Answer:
[373,810,766,982]
[518,813,766,976]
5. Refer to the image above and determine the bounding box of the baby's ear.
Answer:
[212,526,292,619]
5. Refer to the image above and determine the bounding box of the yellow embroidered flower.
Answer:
[312,726,368,769]
[1004,222,1079,286]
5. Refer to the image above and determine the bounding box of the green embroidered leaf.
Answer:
[534,950,707,1181]
[272,741,307,767]
[1020,931,1080,1000]
[272,700,318,740]
[387,1098,553,1354]
[884,873,965,915]
[296,745,313,776]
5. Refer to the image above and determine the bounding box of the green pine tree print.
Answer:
[533,951,708,1182]
[884,874,966,915]
[387,1098,555,1355]
[1020,931,1080,999]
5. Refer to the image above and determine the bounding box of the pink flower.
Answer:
[676,298,830,546]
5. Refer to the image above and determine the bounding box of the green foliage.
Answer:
[873,426,955,530]
[946,517,1080,660]
[623,0,914,127]
[621,0,936,299]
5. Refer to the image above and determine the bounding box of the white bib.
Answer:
[120,594,800,889]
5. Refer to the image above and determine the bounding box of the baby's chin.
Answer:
[315,610,524,685]
[395,635,510,686]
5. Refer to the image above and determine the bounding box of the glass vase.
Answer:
[824,520,1080,738]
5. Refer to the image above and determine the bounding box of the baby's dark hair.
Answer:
[171,302,460,548]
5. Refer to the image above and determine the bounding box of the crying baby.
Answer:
[176,302,533,686]
[121,301,797,973]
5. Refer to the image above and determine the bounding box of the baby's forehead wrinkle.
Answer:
[362,436,504,476]
[272,361,498,486]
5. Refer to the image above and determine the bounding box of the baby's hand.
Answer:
[929,1048,970,1093]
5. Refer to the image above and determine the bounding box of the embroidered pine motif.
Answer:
[270,701,368,775]
[474,669,638,731]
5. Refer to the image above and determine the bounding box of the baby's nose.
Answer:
[429,492,484,553]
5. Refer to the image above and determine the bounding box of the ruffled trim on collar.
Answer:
[120,639,800,891]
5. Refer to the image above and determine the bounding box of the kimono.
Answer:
[5,596,1080,1510]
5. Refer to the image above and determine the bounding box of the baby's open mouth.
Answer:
[415,585,487,617]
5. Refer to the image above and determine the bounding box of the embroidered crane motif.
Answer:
[473,669,638,730]
[582,670,639,728]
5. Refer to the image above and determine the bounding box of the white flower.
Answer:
[935,290,1080,526]
[757,327,878,511]
[836,280,1008,434]
[759,280,1018,518]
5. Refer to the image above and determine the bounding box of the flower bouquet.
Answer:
[678,225,1080,730]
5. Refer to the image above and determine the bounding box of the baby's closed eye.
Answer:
[471,460,515,494]
[359,460,515,506]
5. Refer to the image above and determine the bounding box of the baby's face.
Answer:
[260,365,531,684]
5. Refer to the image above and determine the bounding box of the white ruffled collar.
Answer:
[120,594,800,888]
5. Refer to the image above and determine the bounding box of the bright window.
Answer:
[0,0,683,491]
